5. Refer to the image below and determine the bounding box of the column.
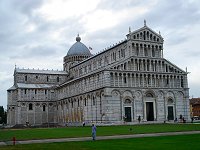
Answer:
[161,75,164,88]
[155,75,157,87]
[142,74,145,87]
[134,74,136,87]
[149,61,152,71]
[141,60,144,71]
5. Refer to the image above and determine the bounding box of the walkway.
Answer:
[1,131,200,146]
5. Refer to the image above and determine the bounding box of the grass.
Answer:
[0,123,200,141]
[1,134,200,150]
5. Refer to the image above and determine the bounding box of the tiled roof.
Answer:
[15,68,67,75]
[17,83,56,89]
[190,98,200,105]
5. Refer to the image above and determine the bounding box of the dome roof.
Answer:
[67,35,92,56]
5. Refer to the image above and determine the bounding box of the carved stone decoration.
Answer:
[167,98,174,104]
[6,23,190,126]
[124,99,131,104]
[135,91,142,99]
[158,91,164,99]
[35,103,40,107]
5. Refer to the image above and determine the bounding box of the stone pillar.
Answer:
[141,60,144,71]
[134,74,136,87]
[132,59,135,71]
[153,61,155,72]
[142,74,145,87]
[149,61,152,71]
[161,75,164,88]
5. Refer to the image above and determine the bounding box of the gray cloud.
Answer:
[1,0,200,108]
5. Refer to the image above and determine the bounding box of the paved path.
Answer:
[1,131,200,146]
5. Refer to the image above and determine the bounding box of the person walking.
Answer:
[138,115,141,123]
[92,124,97,141]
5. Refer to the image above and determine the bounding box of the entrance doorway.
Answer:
[167,106,174,120]
[125,107,132,122]
[146,102,154,121]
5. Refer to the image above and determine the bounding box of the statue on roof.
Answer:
[144,19,146,26]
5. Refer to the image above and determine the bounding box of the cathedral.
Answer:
[7,22,190,126]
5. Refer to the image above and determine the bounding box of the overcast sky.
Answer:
[1,0,200,109]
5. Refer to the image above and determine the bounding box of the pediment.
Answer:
[106,56,186,74]
[127,25,164,43]
[105,57,133,70]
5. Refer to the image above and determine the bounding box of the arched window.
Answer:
[152,49,155,57]
[153,36,156,41]
[93,97,95,105]
[78,99,80,107]
[43,105,46,111]
[146,93,153,97]
[124,99,131,104]
[136,44,139,56]
[25,75,27,81]
[181,77,184,87]
[168,99,173,104]
[137,34,139,39]
[29,103,33,110]
[124,76,127,84]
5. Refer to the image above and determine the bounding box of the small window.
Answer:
[43,105,46,111]
[29,103,33,110]
[25,75,27,81]
[45,90,47,95]
[24,89,27,94]
[124,76,127,84]
[84,99,87,106]
[35,89,37,94]
[36,76,38,79]
[57,77,59,82]
[47,76,49,82]
[167,78,169,85]
[93,97,95,106]
[124,63,127,70]
[152,49,155,57]
[181,78,184,87]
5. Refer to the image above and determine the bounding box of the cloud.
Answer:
[1,0,200,108]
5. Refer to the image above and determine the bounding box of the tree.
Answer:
[0,106,7,124]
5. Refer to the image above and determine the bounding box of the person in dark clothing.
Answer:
[92,124,97,140]
[138,115,141,123]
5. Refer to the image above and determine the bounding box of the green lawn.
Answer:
[1,134,200,150]
[1,124,200,141]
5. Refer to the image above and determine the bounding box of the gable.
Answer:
[106,55,186,74]
[127,25,163,43]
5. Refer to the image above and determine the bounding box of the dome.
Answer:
[67,35,92,56]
